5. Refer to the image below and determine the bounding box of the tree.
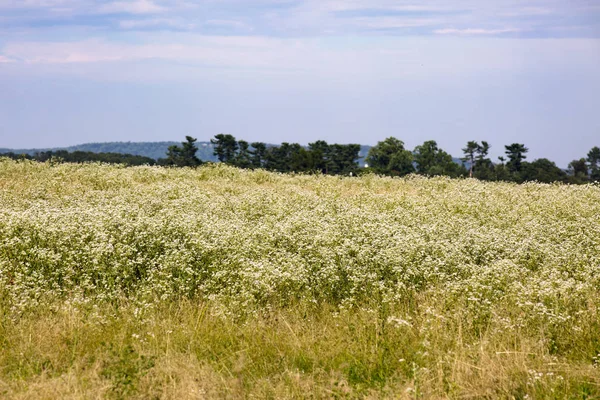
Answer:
[308,140,331,174]
[414,140,438,174]
[476,141,490,164]
[587,146,600,182]
[211,134,238,163]
[494,156,511,181]
[249,142,267,169]
[163,136,202,167]
[505,143,528,175]
[366,137,414,176]
[288,143,311,172]
[328,144,361,175]
[414,140,463,177]
[521,158,567,183]
[234,140,253,169]
[568,158,589,184]
[342,144,362,175]
[462,141,478,178]
[264,142,291,172]
[474,141,493,180]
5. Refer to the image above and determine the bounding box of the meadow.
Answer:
[0,159,599,399]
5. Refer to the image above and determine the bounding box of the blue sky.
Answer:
[0,0,599,165]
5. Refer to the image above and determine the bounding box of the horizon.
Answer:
[1,0,599,167]
[0,138,574,169]
[0,130,596,169]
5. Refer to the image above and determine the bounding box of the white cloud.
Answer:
[434,28,522,35]
[348,17,442,29]
[205,19,252,31]
[3,36,597,80]
[119,18,193,29]
[0,0,75,7]
[1,37,298,67]
[0,0,598,39]
[303,1,452,13]
[98,0,164,14]
[0,55,15,63]
[0,0,95,13]
[497,6,556,17]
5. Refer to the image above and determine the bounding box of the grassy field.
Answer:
[0,159,599,399]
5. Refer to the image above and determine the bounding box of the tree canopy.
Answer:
[365,137,414,176]
[3,134,598,185]
[160,136,202,167]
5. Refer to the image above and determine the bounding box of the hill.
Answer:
[0,141,218,162]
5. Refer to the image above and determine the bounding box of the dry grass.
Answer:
[0,160,599,398]
[1,299,599,399]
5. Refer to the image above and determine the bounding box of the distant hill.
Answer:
[0,141,219,163]
[0,141,464,168]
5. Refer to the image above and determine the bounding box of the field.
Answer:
[0,159,599,399]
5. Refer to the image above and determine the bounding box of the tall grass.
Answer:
[0,159,599,398]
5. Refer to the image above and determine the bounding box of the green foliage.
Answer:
[505,143,529,176]
[264,142,310,172]
[521,158,567,183]
[65,142,178,160]
[233,140,253,169]
[414,140,465,177]
[101,344,155,399]
[3,138,598,184]
[249,142,267,168]
[588,146,600,182]
[211,133,239,163]
[209,135,361,175]
[569,158,588,176]
[160,136,202,167]
[366,137,414,176]
[462,140,478,177]
[308,140,331,173]
[492,157,510,181]
[322,143,361,175]
[473,141,494,180]
[0,150,156,166]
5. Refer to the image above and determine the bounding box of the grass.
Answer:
[2,300,599,399]
[0,159,599,398]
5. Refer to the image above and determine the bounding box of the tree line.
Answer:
[0,150,156,166]
[2,135,598,184]
[159,135,362,176]
[161,135,600,184]
[366,137,600,184]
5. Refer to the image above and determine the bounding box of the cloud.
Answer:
[346,17,442,30]
[2,40,126,63]
[434,28,523,35]
[98,0,164,14]
[119,18,193,29]
[0,55,15,63]
[0,0,598,38]
[0,37,299,68]
[0,0,78,8]
[204,19,253,31]
[3,36,597,81]
[497,6,556,17]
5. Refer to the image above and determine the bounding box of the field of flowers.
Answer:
[0,159,599,398]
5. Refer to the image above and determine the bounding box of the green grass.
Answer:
[0,159,599,398]
[2,300,599,399]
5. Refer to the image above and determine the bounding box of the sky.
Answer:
[0,0,599,166]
